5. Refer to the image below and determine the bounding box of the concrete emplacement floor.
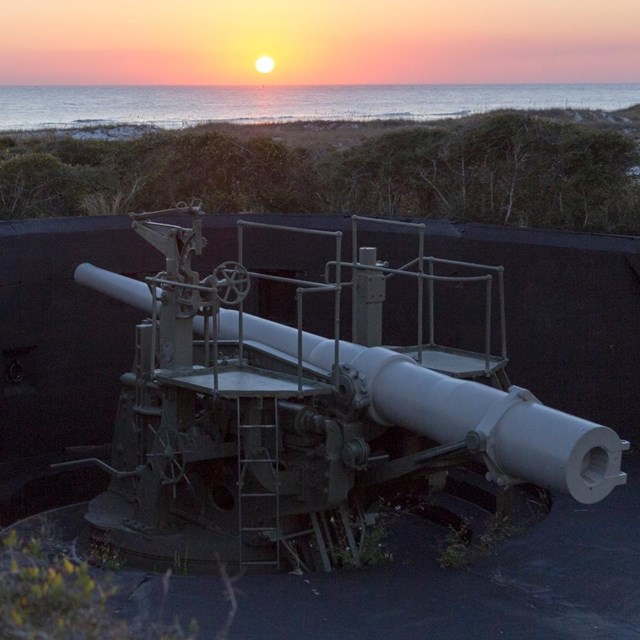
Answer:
[7,451,639,640]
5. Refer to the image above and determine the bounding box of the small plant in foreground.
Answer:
[438,513,521,570]
[329,503,394,569]
[86,540,126,570]
[477,513,521,551]
[0,529,197,639]
[437,523,472,569]
[358,515,394,566]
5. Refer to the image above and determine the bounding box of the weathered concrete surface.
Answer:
[14,454,638,640]
[110,453,638,640]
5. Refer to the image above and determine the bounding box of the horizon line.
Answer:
[2,81,640,89]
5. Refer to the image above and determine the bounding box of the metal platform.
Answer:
[155,365,334,398]
[391,344,508,379]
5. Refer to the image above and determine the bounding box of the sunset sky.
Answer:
[1,0,639,85]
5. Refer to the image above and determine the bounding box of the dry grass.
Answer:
[186,119,429,153]
[191,106,640,151]
[5,105,640,152]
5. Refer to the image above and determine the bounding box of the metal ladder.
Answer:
[236,397,281,569]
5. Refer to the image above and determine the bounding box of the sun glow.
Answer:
[1,1,639,84]
[255,56,275,74]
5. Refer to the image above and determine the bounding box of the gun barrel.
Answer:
[74,263,628,504]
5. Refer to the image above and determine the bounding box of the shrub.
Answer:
[1,113,639,234]
[0,137,17,152]
[0,153,105,219]
[322,113,640,232]
[0,529,197,640]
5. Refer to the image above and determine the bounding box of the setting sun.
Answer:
[255,56,275,74]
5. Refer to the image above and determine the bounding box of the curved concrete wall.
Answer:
[1,214,638,502]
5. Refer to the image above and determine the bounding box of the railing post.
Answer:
[498,266,507,359]
[296,288,304,396]
[417,227,425,363]
[428,258,435,346]
[334,232,342,390]
[238,221,245,365]
[485,277,492,375]
[351,217,359,342]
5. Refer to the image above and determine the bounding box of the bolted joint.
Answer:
[465,430,487,454]
[334,364,370,413]
[341,437,370,469]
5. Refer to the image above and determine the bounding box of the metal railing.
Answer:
[325,216,507,374]
[238,220,343,393]
[145,273,220,380]
[351,215,426,351]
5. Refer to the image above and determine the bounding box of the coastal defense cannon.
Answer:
[69,207,629,572]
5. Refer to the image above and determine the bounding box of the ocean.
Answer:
[0,84,639,131]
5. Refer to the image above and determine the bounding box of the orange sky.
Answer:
[1,0,639,85]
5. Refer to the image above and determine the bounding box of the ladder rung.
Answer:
[241,560,280,566]
[240,458,277,464]
[281,528,314,540]
[240,424,277,429]
[241,526,278,532]
[241,492,277,498]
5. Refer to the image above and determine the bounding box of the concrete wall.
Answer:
[1,214,638,512]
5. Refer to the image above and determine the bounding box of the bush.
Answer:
[324,113,640,232]
[0,529,197,640]
[0,137,17,152]
[107,131,318,214]
[1,113,639,234]
[321,127,452,216]
[0,153,106,219]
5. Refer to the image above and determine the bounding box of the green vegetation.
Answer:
[437,513,522,570]
[437,523,472,570]
[0,529,198,639]
[329,508,394,569]
[85,540,125,571]
[1,107,639,234]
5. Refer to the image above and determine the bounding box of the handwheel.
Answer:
[147,425,188,486]
[213,261,251,305]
